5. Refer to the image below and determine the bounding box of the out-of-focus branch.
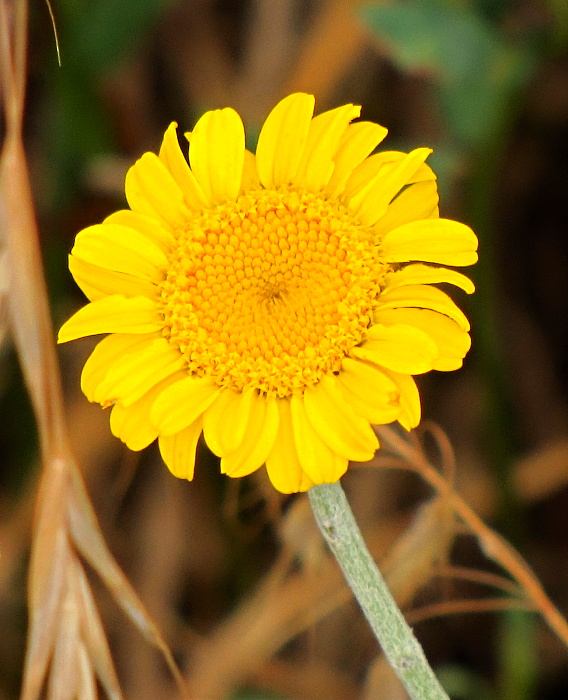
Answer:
[283,0,371,108]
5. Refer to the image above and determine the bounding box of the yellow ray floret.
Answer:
[58,92,478,494]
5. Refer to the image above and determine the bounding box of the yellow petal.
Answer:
[358,151,436,185]
[256,93,315,188]
[110,401,158,452]
[374,180,439,236]
[158,122,208,210]
[385,264,475,294]
[338,357,401,424]
[150,376,220,435]
[241,149,260,192]
[375,308,471,371]
[343,152,390,199]
[94,337,184,407]
[303,374,379,462]
[352,324,439,375]
[159,418,203,480]
[381,369,421,430]
[125,152,191,229]
[349,148,433,226]
[382,218,478,267]
[337,382,393,427]
[108,373,183,451]
[344,150,435,203]
[58,295,163,343]
[265,399,314,494]
[72,223,167,282]
[375,284,470,331]
[189,107,245,204]
[68,255,157,302]
[203,387,256,457]
[221,394,279,478]
[104,210,175,252]
[290,394,348,483]
[294,104,361,191]
[81,334,151,401]
[326,121,388,197]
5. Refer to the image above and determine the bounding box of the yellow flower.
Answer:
[58,93,477,493]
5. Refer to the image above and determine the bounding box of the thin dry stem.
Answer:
[435,565,523,597]
[407,598,534,626]
[376,425,568,650]
[0,2,189,698]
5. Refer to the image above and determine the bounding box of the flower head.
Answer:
[59,93,477,493]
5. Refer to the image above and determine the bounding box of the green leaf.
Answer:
[544,0,568,49]
[358,0,535,146]
[359,0,500,86]
[436,42,534,145]
[436,663,496,700]
[60,0,171,76]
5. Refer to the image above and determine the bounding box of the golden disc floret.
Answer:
[158,187,386,396]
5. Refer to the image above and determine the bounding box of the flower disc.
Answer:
[160,188,384,396]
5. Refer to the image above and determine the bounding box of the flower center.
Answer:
[159,188,385,396]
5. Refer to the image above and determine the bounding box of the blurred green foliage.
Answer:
[436,663,497,700]
[59,0,171,76]
[358,0,535,149]
[40,0,171,209]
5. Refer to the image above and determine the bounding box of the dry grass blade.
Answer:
[376,424,568,649]
[0,0,66,453]
[47,568,81,700]
[406,597,534,625]
[436,565,523,597]
[231,0,297,121]
[20,470,69,700]
[0,251,8,347]
[67,466,161,641]
[514,438,568,502]
[381,495,456,609]
[73,560,123,700]
[21,529,68,699]
[20,457,131,700]
[26,466,68,613]
[67,465,189,698]
[252,658,360,700]
[283,0,370,106]
[189,493,453,699]
[76,643,98,700]
[363,656,409,700]
[1,2,188,698]
[189,541,347,699]
[38,542,123,700]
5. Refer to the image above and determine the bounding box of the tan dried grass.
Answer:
[0,2,189,698]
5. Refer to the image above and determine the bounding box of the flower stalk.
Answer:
[308,481,449,700]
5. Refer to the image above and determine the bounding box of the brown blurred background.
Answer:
[2,0,568,698]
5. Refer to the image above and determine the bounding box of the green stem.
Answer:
[308,482,448,700]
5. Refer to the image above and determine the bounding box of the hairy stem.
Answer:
[308,481,448,700]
